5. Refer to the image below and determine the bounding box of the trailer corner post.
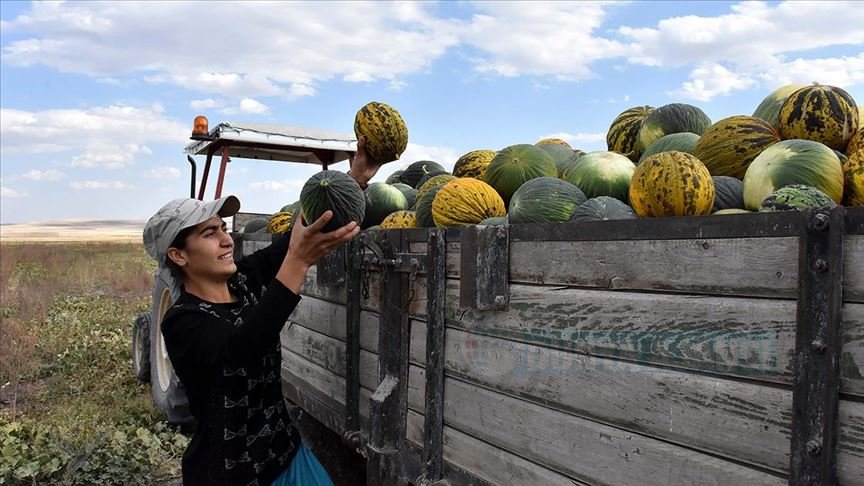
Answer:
[344,238,362,451]
[368,230,410,485]
[789,207,844,485]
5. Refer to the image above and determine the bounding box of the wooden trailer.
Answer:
[235,207,864,485]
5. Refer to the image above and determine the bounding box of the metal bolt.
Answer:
[812,212,830,231]
[811,340,827,354]
[493,295,506,306]
[812,259,829,273]
[496,226,507,239]
[806,439,822,457]
[701,241,710,250]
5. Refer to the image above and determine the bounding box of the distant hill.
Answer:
[0,219,147,242]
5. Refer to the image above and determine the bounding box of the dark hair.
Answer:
[164,225,196,280]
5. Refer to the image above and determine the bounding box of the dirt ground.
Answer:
[0,218,146,242]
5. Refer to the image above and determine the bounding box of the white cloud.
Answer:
[671,62,757,101]
[0,186,28,198]
[20,169,66,181]
[70,143,151,169]
[0,106,186,167]
[461,2,629,80]
[540,132,607,149]
[190,98,222,111]
[2,2,460,99]
[69,180,133,190]
[239,98,269,115]
[619,1,864,99]
[248,179,306,191]
[393,142,461,173]
[144,167,182,179]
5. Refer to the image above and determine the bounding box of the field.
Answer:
[0,241,188,485]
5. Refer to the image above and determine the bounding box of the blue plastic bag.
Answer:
[270,441,334,486]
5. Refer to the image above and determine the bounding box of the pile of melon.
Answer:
[260,85,862,234]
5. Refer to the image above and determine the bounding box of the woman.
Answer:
[142,140,380,485]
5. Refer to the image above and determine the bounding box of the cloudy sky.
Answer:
[1,0,863,224]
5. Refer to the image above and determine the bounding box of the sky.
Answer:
[1,0,863,225]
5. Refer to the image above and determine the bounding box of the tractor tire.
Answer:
[132,313,151,383]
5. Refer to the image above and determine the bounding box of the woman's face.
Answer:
[170,216,236,282]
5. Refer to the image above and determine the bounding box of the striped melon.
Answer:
[693,116,781,179]
[778,83,859,151]
[637,103,712,154]
[711,176,745,212]
[536,138,571,148]
[432,178,506,228]
[607,105,654,162]
[400,160,447,188]
[242,217,268,233]
[562,151,636,202]
[478,216,508,226]
[385,170,404,184]
[415,174,457,208]
[629,151,715,218]
[484,144,557,206]
[569,196,637,223]
[638,132,700,164]
[742,139,844,210]
[453,150,496,179]
[390,182,418,207]
[380,210,417,229]
[752,83,807,131]
[848,129,863,156]
[362,182,408,228]
[844,150,864,206]
[760,184,837,212]
[300,170,367,232]
[415,185,443,228]
[508,177,586,224]
[538,143,583,177]
[354,101,408,164]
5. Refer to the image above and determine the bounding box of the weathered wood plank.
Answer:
[838,400,864,485]
[406,366,785,486]
[847,235,864,303]
[410,324,781,472]
[287,296,379,352]
[280,322,379,388]
[292,287,864,397]
[405,410,587,486]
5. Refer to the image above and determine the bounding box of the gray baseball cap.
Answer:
[143,195,241,264]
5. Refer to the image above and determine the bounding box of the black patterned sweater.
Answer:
[161,233,302,486]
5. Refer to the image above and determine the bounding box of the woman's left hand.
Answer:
[347,136,382,190]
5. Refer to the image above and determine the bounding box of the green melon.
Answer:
[362,182,408,228]
[354,101,408,164]
[712,209,753,215]
[415,184,443,228]
[536,138,571,148]
[279,201,299,213]
[693,115,781,179]
[607,105,654,162]
[638,132,700,164]
[508,177,586,224]
[637,103,712,154]
[299,170,367,232]
[742,139,844,210]
[484,144,558,206]
[759,184,837,212]
[779,83,859,151]
[400,160,447,188]
[561,151,636,202]
[569,196,637,223]
[385,170,405,184]
[415,169,451,190]
[478,216,508,226]
[390,182,418,207]
[711,176,745,212]
[752,83,807,131]
[538,143,583,177]
[241,217,269,233]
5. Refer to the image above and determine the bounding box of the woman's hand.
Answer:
[277,211,360,293]
[347,136,382,190]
